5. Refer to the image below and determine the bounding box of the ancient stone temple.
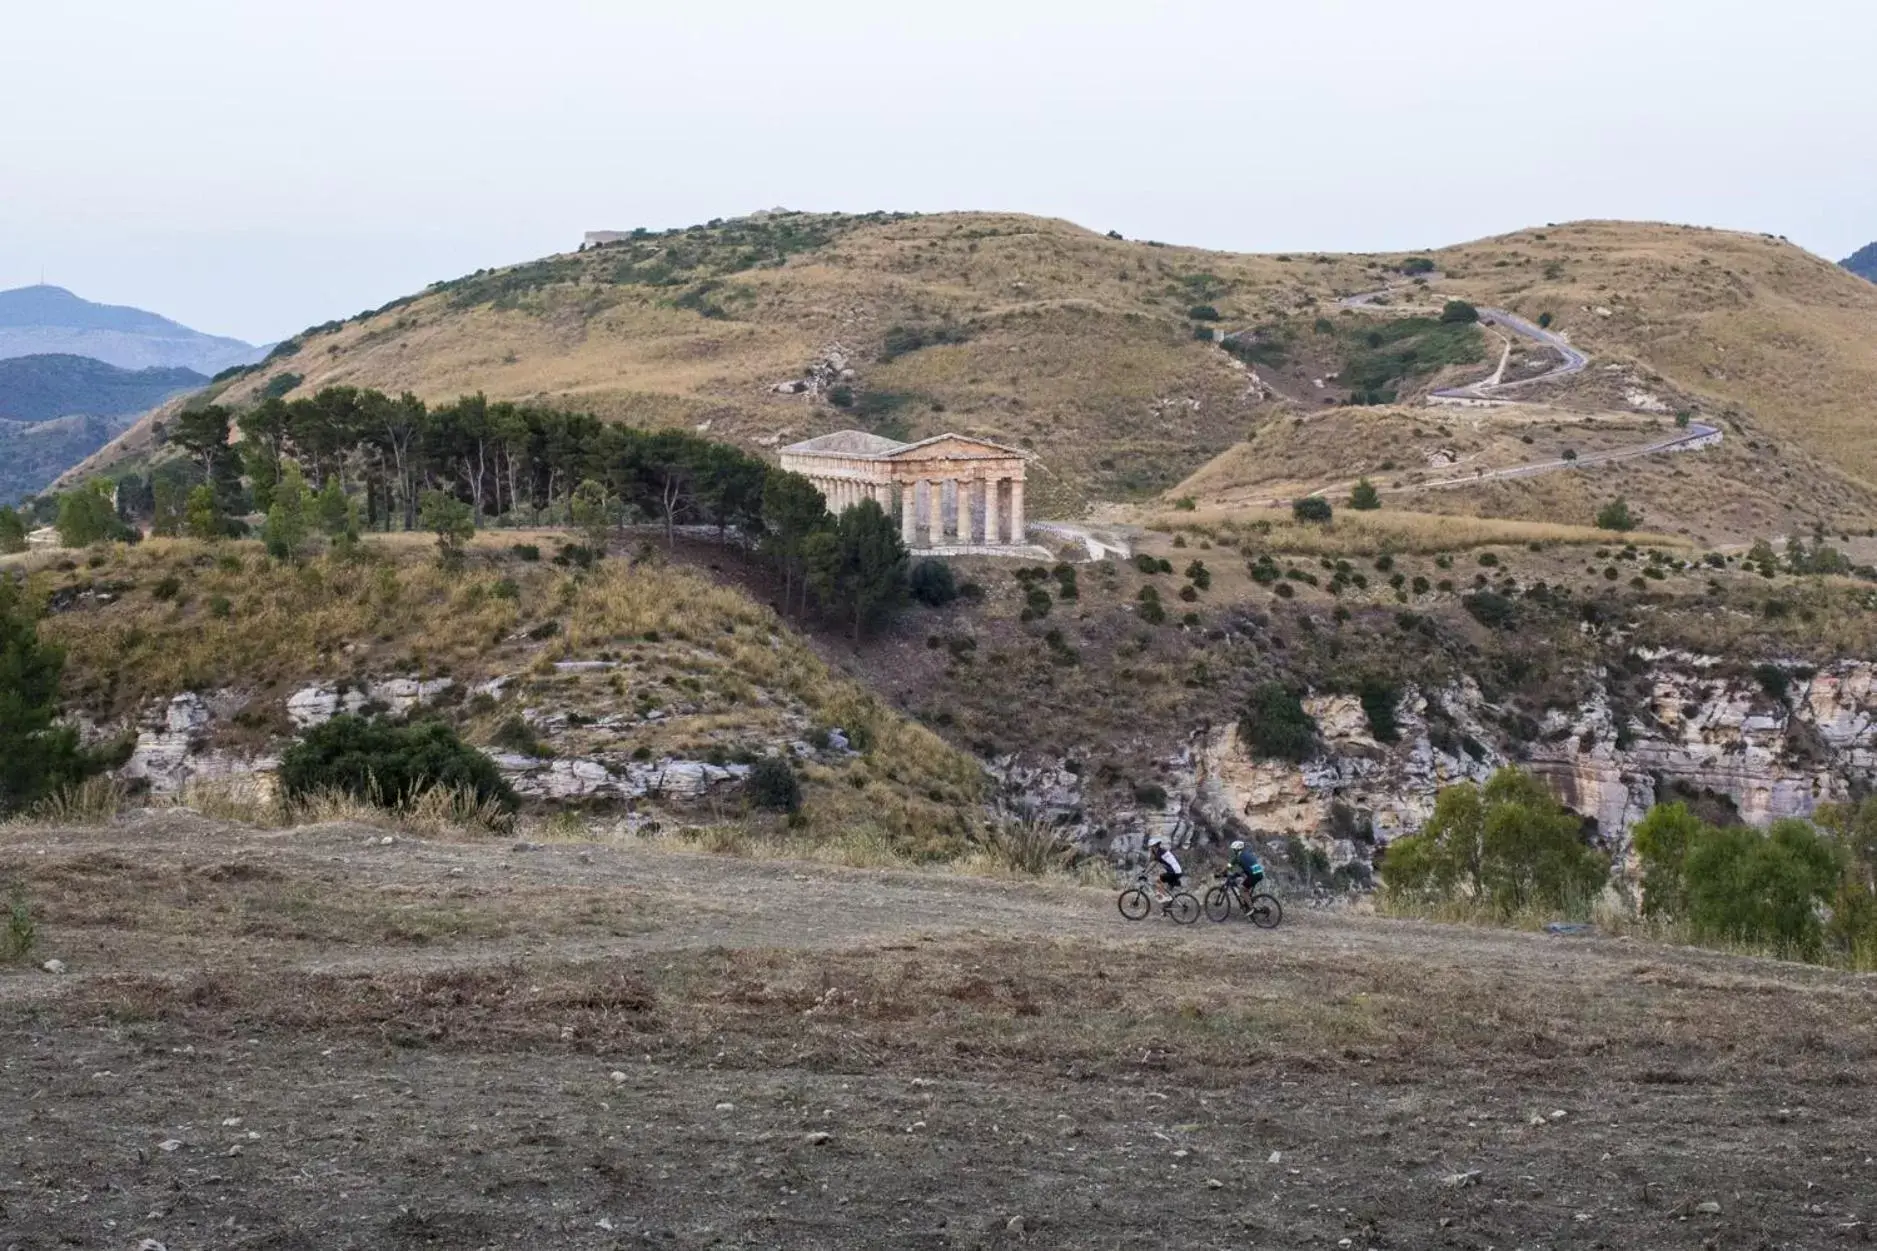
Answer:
[778,431,1037,554]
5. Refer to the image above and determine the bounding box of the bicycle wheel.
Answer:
[1167,891,1202,925]
[1247,893,1283,929]
[1117,888,1152,921]
[1202,885,1234,923]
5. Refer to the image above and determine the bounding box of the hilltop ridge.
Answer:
[0,284,263,374]
[68,213,1877,537]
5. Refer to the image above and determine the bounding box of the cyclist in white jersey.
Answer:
[1147,838,1184,900]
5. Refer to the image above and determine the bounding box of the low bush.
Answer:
[279,715,515,812]
[1292,497,1333,524]
[746,755,802,813]
[909,558,959,607]
[1237,682,1317,762]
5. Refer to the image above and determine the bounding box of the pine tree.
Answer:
[0,580,116,813]
[805,498,907,644]
[264,463,312,563]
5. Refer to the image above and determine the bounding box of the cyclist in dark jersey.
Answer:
[1225,839,1266,898]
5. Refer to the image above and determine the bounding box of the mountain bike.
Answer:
[1203,872,1282,929]
[1117,873,1201,925]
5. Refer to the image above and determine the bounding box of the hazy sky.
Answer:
[4,0,1873,344]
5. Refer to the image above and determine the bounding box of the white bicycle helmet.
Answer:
[1230,840,1246,851]
[1147,837,1165,849]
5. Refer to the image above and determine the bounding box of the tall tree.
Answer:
[0,579,119,813]
[805,498,908,644]
[0,507,27,554]
[761,470,831,622]
[263,462,313,564]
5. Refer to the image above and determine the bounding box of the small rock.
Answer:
[41,958,65,975]
[137,1241,169,1251]
[715,1102,735,1113]
[596,1217,615,1231]
[1696,1201,1722,1215]
[158,1139,184,1153]
[512,841,542,853]
[1207,1177,1224,1190]
[1268,1150,1282,1164]
[1549,1109,1568,1121]
[379,835,394,846]
[221,1117,243,1127]
[1006,1215,1026,1235]
[610,1071,628,1083]
[804,1131,832,1146]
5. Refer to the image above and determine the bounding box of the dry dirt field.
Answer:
[5,814,1876,1249]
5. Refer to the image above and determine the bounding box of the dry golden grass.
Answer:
[1152,508,1688,555]
[68,215,1877,533]
[25,537,984,848]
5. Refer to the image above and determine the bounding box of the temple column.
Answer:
[1009,477,1026,544]
[899,481,917,545]
[986,478,1004,545]
[967,478,984,544]
[925,479,942,546]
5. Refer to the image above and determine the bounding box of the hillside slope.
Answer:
[1844,242,1877,282]
[0,354,204,500]
[0,284,262,373]
[0,353,203,422]
[75,215,1877,526]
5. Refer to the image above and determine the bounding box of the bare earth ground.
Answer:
[4,815,1876,1250]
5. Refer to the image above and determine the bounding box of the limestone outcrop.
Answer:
[998,654,1877,869]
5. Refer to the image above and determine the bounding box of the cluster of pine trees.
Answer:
[16,387,925,643]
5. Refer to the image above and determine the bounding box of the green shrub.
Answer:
[278,715,515,811]
[510,543,542,562]
[1237,683,1317,763]
[1400,257,1436,275]
[1348,479,1381,510]
[1462,590,1516,629]
[1357,679,1401,743]
[1595,498,1637,532]
[2,885,35,963]
[1133,552,1162,575]
[1184,560,1210,590]
[1440,300,1479,324]
[1684,820,1839,957]
[909,558,959,607]
[1188,305,1221,321]
[1383,768,1607,916]
[1292,496,1332,524]
[747,756,802,813]
[1132,782,1168,809]
[1537,312,1554,329]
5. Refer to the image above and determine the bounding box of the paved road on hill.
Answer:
[1226,284,1724,504]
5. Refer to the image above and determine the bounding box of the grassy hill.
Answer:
[8,535,985,858]
[73,215,1877,535]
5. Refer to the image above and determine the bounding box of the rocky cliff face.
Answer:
[996,654,1877,870]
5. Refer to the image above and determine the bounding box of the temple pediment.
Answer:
[779,431,1026,462]
[776,430,1037,554]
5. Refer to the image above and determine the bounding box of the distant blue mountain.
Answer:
[0,284,262,374]
[1843,243,1877,283]
[0,352,207,502]
[0,353,205,424]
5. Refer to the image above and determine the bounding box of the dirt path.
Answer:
[5,817,1875,1250]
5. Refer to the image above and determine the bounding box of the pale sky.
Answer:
[4,0,1873,344]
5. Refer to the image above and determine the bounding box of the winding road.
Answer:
[1255,286,1723,502]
